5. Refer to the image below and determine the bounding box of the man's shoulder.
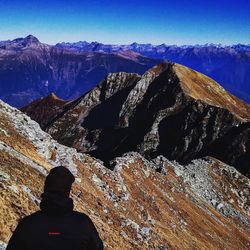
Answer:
[71,211,92,222]
[19,211,94,227]
[15,211,44,229]
[71,211,98,233]
[20,211,43,223]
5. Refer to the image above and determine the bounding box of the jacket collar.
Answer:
[40,192,74,215]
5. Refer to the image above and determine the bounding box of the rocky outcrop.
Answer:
[0,36,161,107]
[25,63,250,175]
[0,100,250,249]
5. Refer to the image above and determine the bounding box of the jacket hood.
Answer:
[40,192,74,215]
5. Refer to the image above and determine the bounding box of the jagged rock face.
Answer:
[24,72,142,147]
[0,36,161,107]
[0,100,250,249]
[28,63,250,175]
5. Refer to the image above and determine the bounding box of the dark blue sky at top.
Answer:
[0,0,249,45]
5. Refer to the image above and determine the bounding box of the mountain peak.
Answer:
[173,63,250,122]
[24,34,40,43]
[46,92,62,101]
[12,35,40,48]
[21,92,69,129]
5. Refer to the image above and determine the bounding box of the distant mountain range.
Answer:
[0,35,161,107]
[56,41,250,104]
[0,35,249,107]
[56,41,250,53]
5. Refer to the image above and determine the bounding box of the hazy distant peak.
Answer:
[13,34,40,45]
[0,34,42,51]
[25,34,40,42]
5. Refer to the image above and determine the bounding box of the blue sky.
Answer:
[0,0,249,45]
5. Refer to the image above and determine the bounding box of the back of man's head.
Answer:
[44,166,75,197]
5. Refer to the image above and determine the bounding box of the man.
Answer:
[7,166,104,250]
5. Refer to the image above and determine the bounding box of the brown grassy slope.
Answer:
[174,63,250,122]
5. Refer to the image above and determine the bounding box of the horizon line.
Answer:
[1,34,250,47]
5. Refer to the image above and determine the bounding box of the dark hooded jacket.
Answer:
[7,167,104,250]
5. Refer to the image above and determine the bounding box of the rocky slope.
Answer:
[23,63,250,176]
[0,99,250,249]
[0,35,161,107]
[56,41,250,104]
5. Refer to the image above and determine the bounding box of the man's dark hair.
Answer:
[7,166,104,250]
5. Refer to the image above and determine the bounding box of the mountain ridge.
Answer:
[56,40,250,51]
[55,39,250,104]
[22,62,250,176]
